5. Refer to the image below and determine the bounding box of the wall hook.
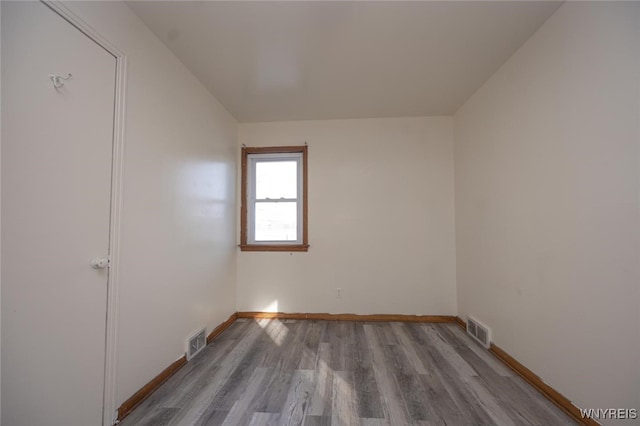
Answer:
[49,73,72,89]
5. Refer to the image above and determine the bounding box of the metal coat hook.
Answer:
[49,73,72,89]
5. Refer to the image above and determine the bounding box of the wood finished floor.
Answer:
[119,319,576,426]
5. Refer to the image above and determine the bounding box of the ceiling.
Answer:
[127,1,562,123]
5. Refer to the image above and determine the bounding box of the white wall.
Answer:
[454,2,640,419]
[61,1,238,409]
[238,117,457,315]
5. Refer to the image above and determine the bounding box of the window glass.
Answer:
[254,202,297,241]
[255,161,298,200]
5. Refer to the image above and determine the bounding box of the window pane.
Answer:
[255,202,297,241]
[255,161,297,199]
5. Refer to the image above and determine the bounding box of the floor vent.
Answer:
[186,328,207,361]
[467,316,491,348]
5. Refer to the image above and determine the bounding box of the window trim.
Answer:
[247,152,302,245]
[240,146,308,252]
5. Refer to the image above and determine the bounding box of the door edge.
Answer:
[41,2,126,425]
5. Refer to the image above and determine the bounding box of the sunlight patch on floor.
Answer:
[256,317,288,346]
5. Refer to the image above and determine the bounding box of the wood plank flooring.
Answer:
[119,319,576,425]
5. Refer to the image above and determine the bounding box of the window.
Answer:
[240,146,308,251]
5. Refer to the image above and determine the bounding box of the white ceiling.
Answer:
[127,1,562,122]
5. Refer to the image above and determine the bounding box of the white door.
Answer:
[2,2,116,425]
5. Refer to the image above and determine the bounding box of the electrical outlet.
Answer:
[336,288,342,298]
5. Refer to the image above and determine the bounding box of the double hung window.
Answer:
[240,146,308,251]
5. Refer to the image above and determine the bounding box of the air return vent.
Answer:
[186,328,207,361]
[466,317,491,348]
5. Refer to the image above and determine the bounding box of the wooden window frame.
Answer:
[240,146,309,252]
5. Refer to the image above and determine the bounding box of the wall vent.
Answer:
[186,328,207,361]
[466,316,491,348]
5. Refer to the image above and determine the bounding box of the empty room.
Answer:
[1,1,638,425]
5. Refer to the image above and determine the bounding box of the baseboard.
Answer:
[207,312,238,344]
[116,356,187,422]
[116,312,238,422]
[237,311,457,323]
[455,317,599,426]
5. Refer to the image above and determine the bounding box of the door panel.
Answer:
[2,2,116,425]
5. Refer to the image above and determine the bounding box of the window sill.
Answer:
[239,244,309,252]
